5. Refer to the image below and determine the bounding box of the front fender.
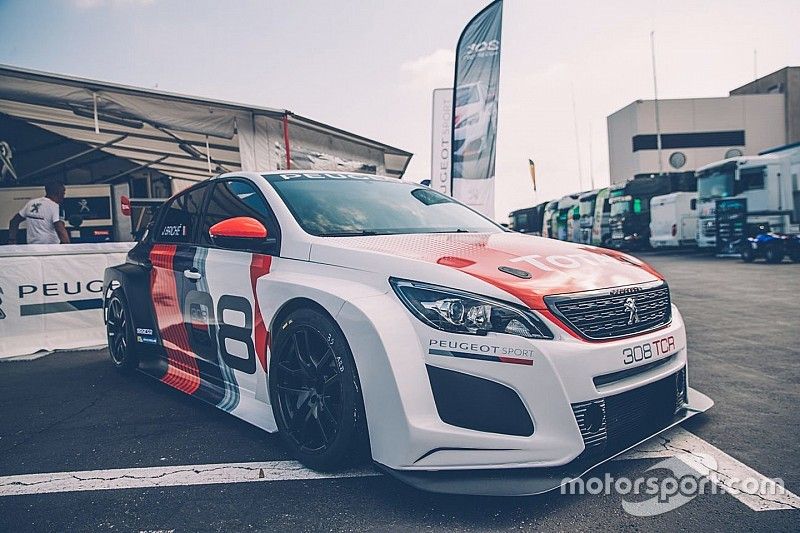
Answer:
[255,261,427,465]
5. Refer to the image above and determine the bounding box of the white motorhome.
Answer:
[649,192,698,248]
[696,144,800,248]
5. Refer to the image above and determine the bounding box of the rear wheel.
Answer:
[765,244,784,264]
[269,308,369,470]
[106,289,138,372]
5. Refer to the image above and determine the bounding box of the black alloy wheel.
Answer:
[106,289,138,371]
[269,308,368,470]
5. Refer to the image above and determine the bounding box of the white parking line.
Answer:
[617,426,800,512]
[0,428,797,513]
[0,461,378,497]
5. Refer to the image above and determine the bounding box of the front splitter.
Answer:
[377,387,713,497]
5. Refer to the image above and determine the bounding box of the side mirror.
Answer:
[209,217,276,250]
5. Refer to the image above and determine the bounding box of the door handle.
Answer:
[183,268,202,281]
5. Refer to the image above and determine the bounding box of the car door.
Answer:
[188,178,281,413]
[148,183,210,397]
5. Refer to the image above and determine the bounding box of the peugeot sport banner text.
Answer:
[451,0,503,218]
[431,88,454,196]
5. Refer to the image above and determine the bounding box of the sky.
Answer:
[0,0,798,220]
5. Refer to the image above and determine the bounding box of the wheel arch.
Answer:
[268,297,337,343]
[103,263,156,338]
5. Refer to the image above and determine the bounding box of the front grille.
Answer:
[702,220,716,238]
[573,368,687,459]
[546,282,671,340]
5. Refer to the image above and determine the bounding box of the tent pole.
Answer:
[283,114,291,170]
[99,155,169,183]
[18,134,128,181]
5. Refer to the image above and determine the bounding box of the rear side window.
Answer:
[154,185,207,243]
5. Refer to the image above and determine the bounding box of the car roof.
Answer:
[215,170,395,180]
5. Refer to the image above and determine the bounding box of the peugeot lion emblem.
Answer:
[624,297,639,325]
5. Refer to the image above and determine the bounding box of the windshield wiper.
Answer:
[429,228,473,234]
[319,230,380,237]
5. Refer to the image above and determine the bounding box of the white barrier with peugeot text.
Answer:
[0,243,134,359]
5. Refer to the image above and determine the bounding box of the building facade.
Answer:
[730,66,800,146]
[607,67,798,185]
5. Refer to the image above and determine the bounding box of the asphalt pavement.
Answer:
[1,251,798,532]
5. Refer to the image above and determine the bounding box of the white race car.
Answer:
[104,171,713,496]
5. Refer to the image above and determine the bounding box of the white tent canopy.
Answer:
[0,65,412,186]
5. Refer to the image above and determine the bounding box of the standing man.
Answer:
[7,182,70,244]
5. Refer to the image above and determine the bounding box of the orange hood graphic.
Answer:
[312,232,663,309]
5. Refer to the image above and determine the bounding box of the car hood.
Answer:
[309,232,663,309]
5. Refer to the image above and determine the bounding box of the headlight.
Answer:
[390,278,553,340]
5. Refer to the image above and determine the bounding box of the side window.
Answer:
[154,185,207,244]
[201,179,279,252]
[741,167,765,191]
[690,198,697,210]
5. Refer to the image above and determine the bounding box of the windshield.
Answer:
[610,201,630,217]
[608,190,633,217]
[698,166,735,201]
[455,85,480,107]
[579,198,596,217]
[266,174,501,236]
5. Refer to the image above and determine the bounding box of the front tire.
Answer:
[269,308,369,471]
[106,289,138,372]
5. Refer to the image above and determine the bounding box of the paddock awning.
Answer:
[0,65,412,185]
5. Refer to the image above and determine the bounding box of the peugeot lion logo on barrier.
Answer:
[624,297,639,325]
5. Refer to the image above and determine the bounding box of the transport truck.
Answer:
[649,192,698,248]
[555,194,579,241]
[696,143,800,249]
[608,173,695,250]
[543,200,559,238]
[578,188,610,245]
[508,201,548,235]
[590,187,611,246]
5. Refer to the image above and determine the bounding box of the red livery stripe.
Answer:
[249,254,272,372]
[497,356,534,366]
[150,244,200,395]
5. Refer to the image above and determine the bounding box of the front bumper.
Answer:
[336,292,712,496]
[379,386,713,496]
